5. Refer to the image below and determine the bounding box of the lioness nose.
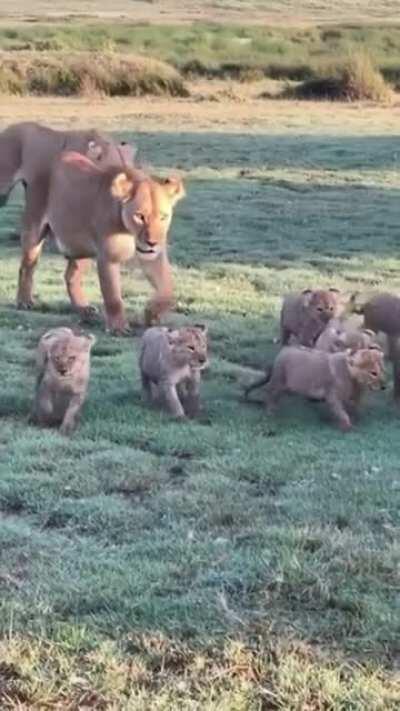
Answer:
[147,239,157,247]
[199,356,206,363]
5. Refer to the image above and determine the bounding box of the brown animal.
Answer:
[315,318,380,353]
[0,121,135,311]
[139,325,208,418]
[39,153,185,333]
[245,345,384,431]
[280,288,341,347]
[32,327,96,435]
[351,292,400,400]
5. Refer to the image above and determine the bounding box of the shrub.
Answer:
[0,51,189,97]
[284,53,392,102]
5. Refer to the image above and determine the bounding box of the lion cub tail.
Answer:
[243,366,273,400]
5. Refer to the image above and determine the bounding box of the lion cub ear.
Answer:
[87,140,103,161]
[166,329,181,345]
[163,177,185,205]
[301,289,313,307]
[79,333,96,351]
[111,172,134,202]
[194,323,208,335]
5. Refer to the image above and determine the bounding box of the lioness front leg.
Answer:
[159,380,186,419]
[180,371,201,418]
[325,392,352,432]
[60,393,85,436]
[65,258,98,322]
[139,250,174,326]
[97,259,129,334]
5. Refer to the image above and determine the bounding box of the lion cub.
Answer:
[351,292,400,400]
[139,325,208,419]
[247,346,384,432]
[315,319,380,354]
[32,327,96,435]
[280,288,341,347]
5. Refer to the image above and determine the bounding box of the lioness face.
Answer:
[167,325,208,370]
[112,173,185,257]
[48,335,95,378]
[347,348,385,389]
[304,289,340,323]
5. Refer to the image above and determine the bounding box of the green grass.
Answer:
[1,21,400,84]
[0,128,400,707]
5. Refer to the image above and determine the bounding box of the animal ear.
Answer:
[163,176,185,204]
[80,333,96,350]
[301,289,313,306]
[111,172,134,202]
[166,328,181,345]
[362,329,375,337]
[87,140,103,161]
[329,287,340,294]
[118,142,137,166]
[194,323,208,335]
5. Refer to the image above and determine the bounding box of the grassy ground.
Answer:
[0,104,400,707]
[0,102,400,711]
[0,21,400,85]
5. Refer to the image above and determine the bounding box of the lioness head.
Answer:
[302,288,340,323]
[167,325,208,370]
[48,333,96,378]
[111,171,185,257]
[346,347,385,390]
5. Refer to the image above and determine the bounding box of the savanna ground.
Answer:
[0,96,400,708]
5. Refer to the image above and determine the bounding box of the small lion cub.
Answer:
[32,327,96,435]
[139,325,208,419]
[280,288,341,347]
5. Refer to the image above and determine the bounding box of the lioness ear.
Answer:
[111,172,134,202]
[163,176,185,204]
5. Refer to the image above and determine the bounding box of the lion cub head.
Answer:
[167,325,208,370]
[110,170,185,257]
[346,348,385,390]
[42,330,96,379]
[302,288,340,323]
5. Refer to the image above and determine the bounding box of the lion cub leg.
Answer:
[179,370,201,418]
[60,393,85,436]
[158,378,185,419]
[65,258,98,322]
[325,391,352,432]
[387,336,400,403]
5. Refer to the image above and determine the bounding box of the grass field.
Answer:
[0,104,400,707]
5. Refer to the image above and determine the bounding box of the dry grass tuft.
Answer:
[0,51,189,97]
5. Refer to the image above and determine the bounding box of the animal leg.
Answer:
[140,371,153,403]
[64,258,97,322]
[17,239,44,309]
[325,393,352,432]
[158,380,185,419]
[96,259,129,334]
[138,250,174,326]
[60,393,85,436]
[17,182,48,308]
[180,371,201,418]
[387,336,400,402]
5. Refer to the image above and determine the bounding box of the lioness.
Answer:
[32,326,96,435]
[281,289,341,347]
[245,346,384,431]
[351,292,400,400]
[0,121,135,310]
[139,325,208,418]
[40,152,185,333]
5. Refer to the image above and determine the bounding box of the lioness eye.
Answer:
[187,345,195,351]
[160,214,168,222]
[370,370,378,377]
[135,213,145,223]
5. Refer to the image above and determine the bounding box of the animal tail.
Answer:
[243,366,272,400]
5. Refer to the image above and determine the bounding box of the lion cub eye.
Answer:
[370,370,378,377]
[316,306,324,312]
[187,345,196,352]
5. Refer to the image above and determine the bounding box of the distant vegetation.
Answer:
[0,21,398,98]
